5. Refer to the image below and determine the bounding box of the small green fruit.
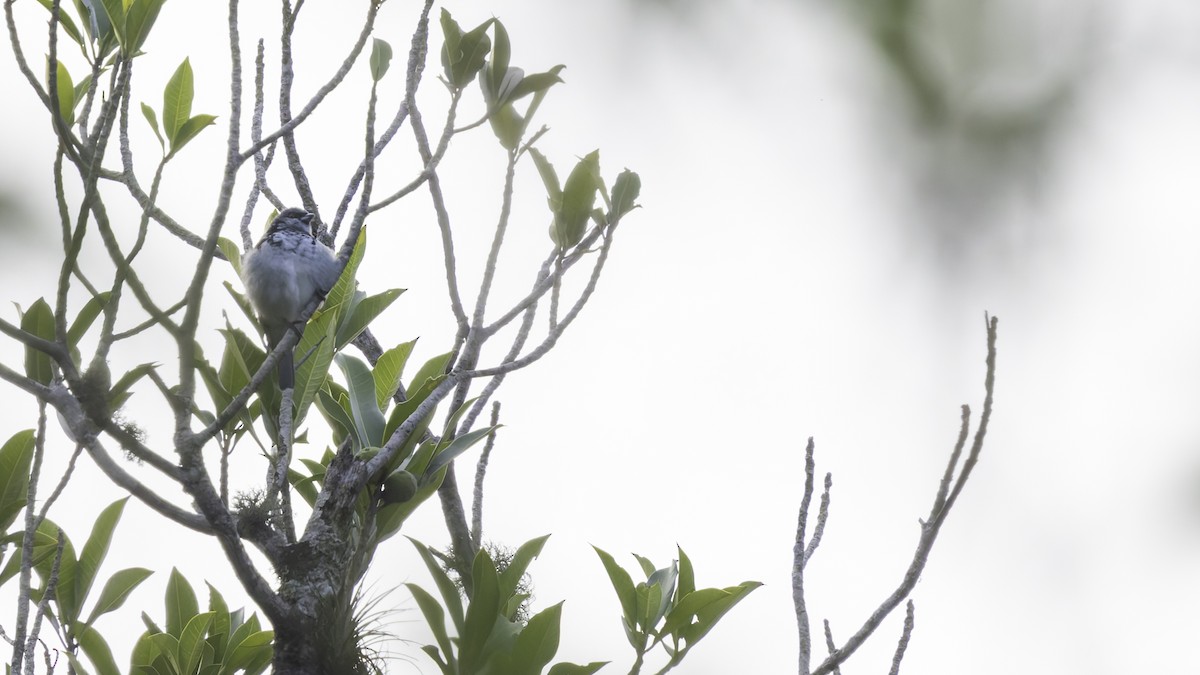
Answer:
[381,470,419,504]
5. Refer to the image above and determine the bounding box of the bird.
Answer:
[241,207,342,390]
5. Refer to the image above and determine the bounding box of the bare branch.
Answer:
[804,472,832,565]
[470,402,500,547]
[821,620,842,675]
[794,437,816,675]
[888,601,916,675]
[811,316,999,675]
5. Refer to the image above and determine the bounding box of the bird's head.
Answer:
[270,207,315,236]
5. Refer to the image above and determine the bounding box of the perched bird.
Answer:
[242,207,341,389]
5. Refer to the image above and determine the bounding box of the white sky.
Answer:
[4,0,1200,673]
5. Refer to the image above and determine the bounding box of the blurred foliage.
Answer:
[840,0,1098,249]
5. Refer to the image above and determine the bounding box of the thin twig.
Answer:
[822,620,842,675]
[811,316,998,675]
[804,473,832,565]
[794,437,816,675]
[888,601,915,675]
[470,403,500,547]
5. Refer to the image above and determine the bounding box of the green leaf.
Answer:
[484,19,510,100]
[667,582,762,648]
[372,340,415,409]
[512,601,564,672]
[52,59,76,125]
[547,662,609,675]
[499,534,550,601]
[0,430,35,533]
[95,0,126,49]
[488,102,524,151]
[124,0,165,54]
[553,150,601,249]
[528,148,562,211]
[77,624,121,675]
[507,65,565,102]
[108,362,157,412]
[459,548,501,673]
[405,583,456,671]
[293,309,338,426]
[408,538,465,632]
[162,58,194,144]
[335,288,403,350]
[140,102,164,147]
[216,237,242,277]
[441,12,493,88]
[86,567,154,624]
[369,37,393,82]
[179,612,215,675]
[21,297,57,384]
[76,498,129,620]
[206,583,231,663]
[67,292,111,348]
[35,0,85,47]
[425,425,500,478]
[165,567,199,638]
[609,170,641,223]
[315,389,356,448]
[592,547,639,647]
[73,73,94,113]
[676,546,695,601]
[149,633,181,675]
[223,629,273,675]
[335,353,385,448]
[631,554,656,579]
[169,114,217,157]
[319,227,365,322]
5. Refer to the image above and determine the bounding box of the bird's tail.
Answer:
[278,348,295,390]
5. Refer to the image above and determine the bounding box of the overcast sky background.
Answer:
[4,0,1200,673]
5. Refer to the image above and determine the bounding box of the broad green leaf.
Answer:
[459,548,501,673]
[645,561,678,628]
[169,114,217,157]
[165,567,199,638]
[405,583,456,671]
[592,547,638,644]
[335,288,403,350]
[369,37,392,82]
[67,292,111,348]
[95,0,126,49]
[286,467,319,508]
[76,498,129,617]
[609,170,641,223]
[52,60,76,125]
[77,624,120,675]
[425,425,500,477]
[676,546,695,601]
[108,362,157,412]
[73,73,94,113]
[124,0,165,54]
[553,150,601,249]
[35,0,85,47]
[0,430,35,533]
[148,633,181,674]
[547,662,609,675]
[373,442,443,541]
[321,227,366,322]
[162,58,194,144]
[499,535,550,601]
[179,612,215,675]
[408,538,465,631]
[452,20,493,88]
[439,9,463,85]
[0,526,57,587]
[484,19,510,99]
[315,389,356,448]
[512,602,564,672]
[488,102,523,151]
[216,237,241,276]
[86,567,154,624]
[294,309,338,426]
[673,582,762,647]
[528,148,561,210]
[334,353,385,447]
[21,297,57,384]
[631,554,655,579]
[508,65,565,102]
[372,339,415,409]
[206,583,231,662]
[223,630,273,674]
